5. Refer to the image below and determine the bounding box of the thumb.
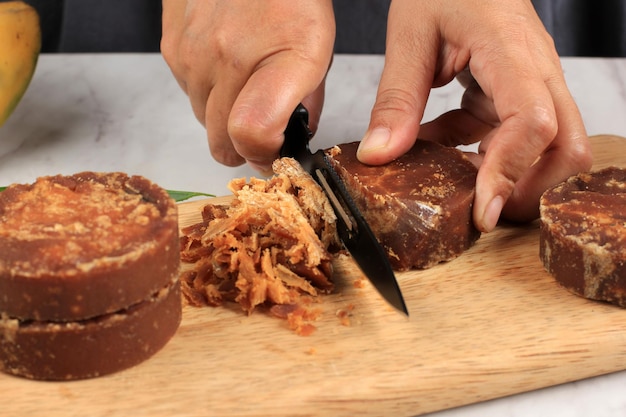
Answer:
[228,55,329,172]
[357,1,439,165]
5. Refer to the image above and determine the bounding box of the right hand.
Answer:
[161,0,336,172]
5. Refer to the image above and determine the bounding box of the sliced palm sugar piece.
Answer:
[540,166,626,307]
[0,280,181,381]
[326,140,480,270]
[0,172,180,321]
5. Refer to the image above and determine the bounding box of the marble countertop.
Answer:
[1,54,626,417]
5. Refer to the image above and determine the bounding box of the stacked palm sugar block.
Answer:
[0,172,181,380]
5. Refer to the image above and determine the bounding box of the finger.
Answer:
[418,109,493,147]
[204,67,249,167]
[160,0,186,74]
[160,0,192,96]
[357,0,439,165]
[227,53,331,171]
[470,58,560,231]
[419,79,499,147]
[500,76,592,222]
[460,81,499,127]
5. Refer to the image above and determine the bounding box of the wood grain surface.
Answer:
[2,135,625,417]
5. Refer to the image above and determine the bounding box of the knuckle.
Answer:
[207,28,235,61]
[566,135,594,172]
[372,87,419,119]
[521,101,558,140]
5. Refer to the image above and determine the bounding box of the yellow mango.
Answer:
[0,1,40,127]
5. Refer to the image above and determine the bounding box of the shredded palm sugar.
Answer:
[179,158,339,324]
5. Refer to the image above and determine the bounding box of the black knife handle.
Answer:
[280,104,313,163]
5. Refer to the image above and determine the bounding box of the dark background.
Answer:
[16,0,626,56]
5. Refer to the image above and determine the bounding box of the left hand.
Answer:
[356,0,592,232]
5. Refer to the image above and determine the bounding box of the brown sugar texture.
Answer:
[540,166,626,307]
[180,141,482,334]
[0,172,180,321]
[180,158,338,316]
[326,140,480,270]
[0,172,181,380]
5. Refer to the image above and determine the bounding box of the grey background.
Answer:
[18,0,626,56]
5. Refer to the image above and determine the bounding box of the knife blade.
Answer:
[281,104,408,316]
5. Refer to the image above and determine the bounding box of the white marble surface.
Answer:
[1,54,626,416]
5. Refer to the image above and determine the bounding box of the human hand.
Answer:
[161,0,335,172]
[356,0,592,232]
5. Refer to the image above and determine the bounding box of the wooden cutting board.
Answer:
[2,135,626,417]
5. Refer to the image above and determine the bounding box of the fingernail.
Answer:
[358,128,391,155]
[482,195,504,232]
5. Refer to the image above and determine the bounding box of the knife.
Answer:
[281,104,408,316]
